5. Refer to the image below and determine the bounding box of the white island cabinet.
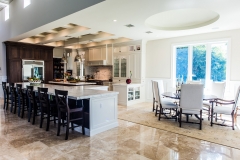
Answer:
[113,83,142,106]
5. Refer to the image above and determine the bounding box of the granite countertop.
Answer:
[15,83,118,100]
[48,81,96,85]
[112,83,141,86]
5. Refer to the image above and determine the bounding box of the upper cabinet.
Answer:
[87,46,112,65]
[114,45,141,53]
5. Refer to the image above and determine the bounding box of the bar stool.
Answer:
[26,86,40,124]
[2,82,9,110]
[9,83,17,114]
[55,89,85,140]
[16,84,28,117]
[38,87,58,131]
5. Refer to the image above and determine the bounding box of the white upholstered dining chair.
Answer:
[179,84,204,130]
[203,81,226,120]
[153,81,178,121]
[151,80,167,113]
[210,86,240,130]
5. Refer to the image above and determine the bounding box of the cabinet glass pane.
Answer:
[121,58,127,77]
[135,87,140,99]
[114,58,119,77]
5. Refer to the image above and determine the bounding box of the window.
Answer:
[5,6,9,21]
[24,0,31,8]
[174,41,228,86]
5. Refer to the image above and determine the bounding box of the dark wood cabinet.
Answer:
[53,58,64,79]
[4,41,54,83]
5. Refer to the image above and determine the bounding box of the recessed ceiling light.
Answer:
[146,31,153,34]
[212,27,219,30]
[125,24,134,28]
[113,20,117,22]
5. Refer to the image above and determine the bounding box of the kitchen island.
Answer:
[17,83,118,136]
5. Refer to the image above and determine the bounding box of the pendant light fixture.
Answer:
[61,40,67,64]
[74,36,81,62]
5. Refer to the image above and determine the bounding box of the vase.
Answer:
[126,79,131,84]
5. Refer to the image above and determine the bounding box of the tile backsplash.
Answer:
[85,66,112,80]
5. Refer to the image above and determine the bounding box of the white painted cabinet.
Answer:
[113,83,142,106]
[128,53,141,80]
[113,56,127,78]
[87,46,112,65]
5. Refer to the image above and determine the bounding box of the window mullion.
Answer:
[188,45,193,81]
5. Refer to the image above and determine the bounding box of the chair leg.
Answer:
[158,107,161,121]
[40,106,44,128]
[46,108,50,131]
[152,98,155,112]
[28,102,32,122]
[200,110,202,130]
[57,112,61,136]
[32,103,36,125]
[155,104,158,116]
[14,97,17,114]
[208,106,210,121]
[215,113,217,122]
[6,96,9,110]
[211,105,214,127]
[232,113,235,130]
[65,113,70,140]
[71,122,74,131]
[179,108,182,128]
[10,97,14,112]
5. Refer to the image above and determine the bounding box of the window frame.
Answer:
[172,38,231,91]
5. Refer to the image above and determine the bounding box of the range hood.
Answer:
[87,60,112,66]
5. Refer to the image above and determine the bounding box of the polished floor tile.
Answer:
[0,100,240,160]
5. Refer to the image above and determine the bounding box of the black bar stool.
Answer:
[16,84,28,117]
[26,86,39,124]
[38,87,58,131]
[55,89,85,140]
[2,82,9,110]
[9,83,17,114]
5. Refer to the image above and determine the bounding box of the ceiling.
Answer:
[13,0,240,49]
[0,0,12,10]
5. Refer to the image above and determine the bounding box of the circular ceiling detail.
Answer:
[145,9,220,30]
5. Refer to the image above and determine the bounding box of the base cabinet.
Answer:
[113,83,142,106]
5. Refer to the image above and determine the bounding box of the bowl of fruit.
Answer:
[28,77,41,84]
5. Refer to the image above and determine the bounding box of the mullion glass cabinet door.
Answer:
[120,58,127,77]
[114,58,120,77]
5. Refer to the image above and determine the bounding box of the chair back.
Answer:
[26,86,35,103]
[186,80,201,84]
[180,84,204,110]
[55,89,69,112]
[2,82,8,99]
[152,80,165,100]
[16,84,23,98]
[38,87,49,108]
[211,81,226,99]
[152,80,156,99]
[233,86,240,111]
[153,81,162,105]
[9,83,16,97]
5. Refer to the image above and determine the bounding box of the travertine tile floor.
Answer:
[1,100,240,160]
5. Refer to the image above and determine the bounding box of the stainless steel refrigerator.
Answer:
[22,60,44,81]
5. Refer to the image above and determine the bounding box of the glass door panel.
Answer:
[192,45,206,83]
[135,87,140,99]
[128,87,134,101]
[121,58,127,77]
[114,58,119,77]
[176,47,188,83]
[211,43,227,82]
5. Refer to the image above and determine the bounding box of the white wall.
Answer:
[145,29,240,101]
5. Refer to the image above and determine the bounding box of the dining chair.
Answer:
[153,81,178,121]
[2,82,9,110]
[203,81,226,120]
[38,87,58,131]
[210,86,240,130]
[55,89,85,140]
[179,84,204,130]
